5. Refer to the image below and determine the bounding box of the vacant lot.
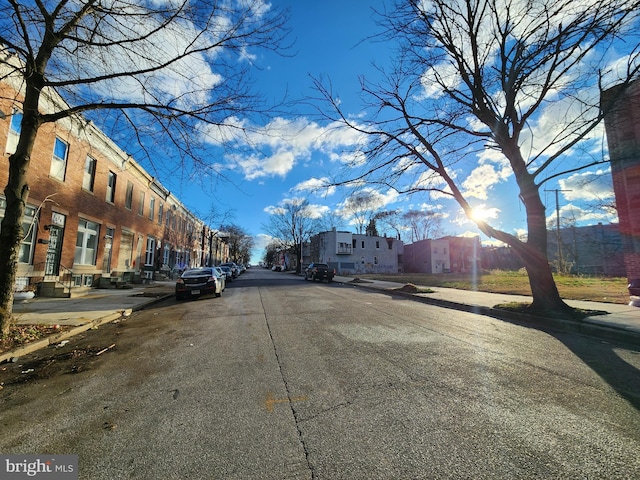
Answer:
[357,270,630,304]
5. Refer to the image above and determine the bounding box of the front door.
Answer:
[45,225,64,276]
[102,227,114,273]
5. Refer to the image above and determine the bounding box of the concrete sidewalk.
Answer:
[334,275,640,346]
[2,275,639,363]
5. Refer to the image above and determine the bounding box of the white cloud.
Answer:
[461,161,511,200]
[264,197,330,219]
[234,150,296,180]
[558,169,614,202]
[201,117,368,180]
[291,177,336,196]
[546,203,617,226]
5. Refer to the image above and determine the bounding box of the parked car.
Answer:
[219,265,234,282]
[304,263,335,282]
[220,262,239,277]
[213,267,226,291]
[175,267,223,300]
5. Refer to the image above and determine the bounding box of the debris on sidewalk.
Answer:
[95,343,116,356]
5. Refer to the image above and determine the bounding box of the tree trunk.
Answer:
[0,83,41,336]
[516,180,572,313]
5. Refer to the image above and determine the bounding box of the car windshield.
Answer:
[182,268,212,277]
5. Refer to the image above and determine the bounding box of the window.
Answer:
[138,191,145,215]
[0,199,38,264]
[50,137,69,181]
[149,197,155,220]
[376,241,380,249]
[125,181,133,209]
[362,241,365,248]
[352,239,357,248]
[163,244,170,266]
[82,156,96,192]
[106,171,117,203]
[75,219,100,265]
[158,203,163,224]
[6,108,22,154]
[145,236,156,266]
[19,205,38,264]
[374,256,378,265]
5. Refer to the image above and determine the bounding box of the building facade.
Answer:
[602,79,640,283]
[404,236,481,274]
[0,73,227,295]
[307,229,404,275]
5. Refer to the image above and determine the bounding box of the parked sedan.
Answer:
[219,265,234,282]
[175,267,223,300]
[213,267,226,292]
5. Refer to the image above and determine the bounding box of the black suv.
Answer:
[304,263,335,282]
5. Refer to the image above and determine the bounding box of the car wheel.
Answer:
[328,277,333,283]
[175,293,184,301]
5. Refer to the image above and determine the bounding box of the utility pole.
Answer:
[545,189,572,273]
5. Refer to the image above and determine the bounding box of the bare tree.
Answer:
[338,189,386,234]
[374,210,403,239]
[221,224,254,265]
[402,210,443,242]
[316,0,640,314]
[0,0,289,334]
[263,198,320,273]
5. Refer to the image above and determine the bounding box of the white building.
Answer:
[307,228,404,275]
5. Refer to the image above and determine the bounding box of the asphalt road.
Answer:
[1,268,640,479]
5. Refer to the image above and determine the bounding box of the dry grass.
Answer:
[356,270,630,304]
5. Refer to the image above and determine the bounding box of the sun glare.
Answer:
[470,206,499,222]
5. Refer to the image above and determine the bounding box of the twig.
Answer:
[95,344,116,356]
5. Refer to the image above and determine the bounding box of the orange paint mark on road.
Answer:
[264,392,308,413]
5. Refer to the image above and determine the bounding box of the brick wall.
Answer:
[602,79,640,283]
[0,80,204,284]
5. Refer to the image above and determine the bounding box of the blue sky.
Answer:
[133,1,619,264]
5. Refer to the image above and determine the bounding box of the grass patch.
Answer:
[493,302,609,320]
[356,270,629,304]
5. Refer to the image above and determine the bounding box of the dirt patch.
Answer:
[0,321,125,389]
[0,324,74,355]
[394,283,435,294]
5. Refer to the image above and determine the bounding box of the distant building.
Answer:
[404,236,481,274]
[602,79,640,283]
[306,228,403,275]
[547,223,625,277]
[479,224,625,276]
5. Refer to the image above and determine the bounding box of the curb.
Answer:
[0,293,173,364]
[339,281,640,348]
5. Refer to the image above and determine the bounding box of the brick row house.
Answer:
[602,78,640,286]
[0,72,228,296]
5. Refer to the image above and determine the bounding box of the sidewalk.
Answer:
[2,276,639,363]
[333,275,640,346]
[1,281,176,363]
